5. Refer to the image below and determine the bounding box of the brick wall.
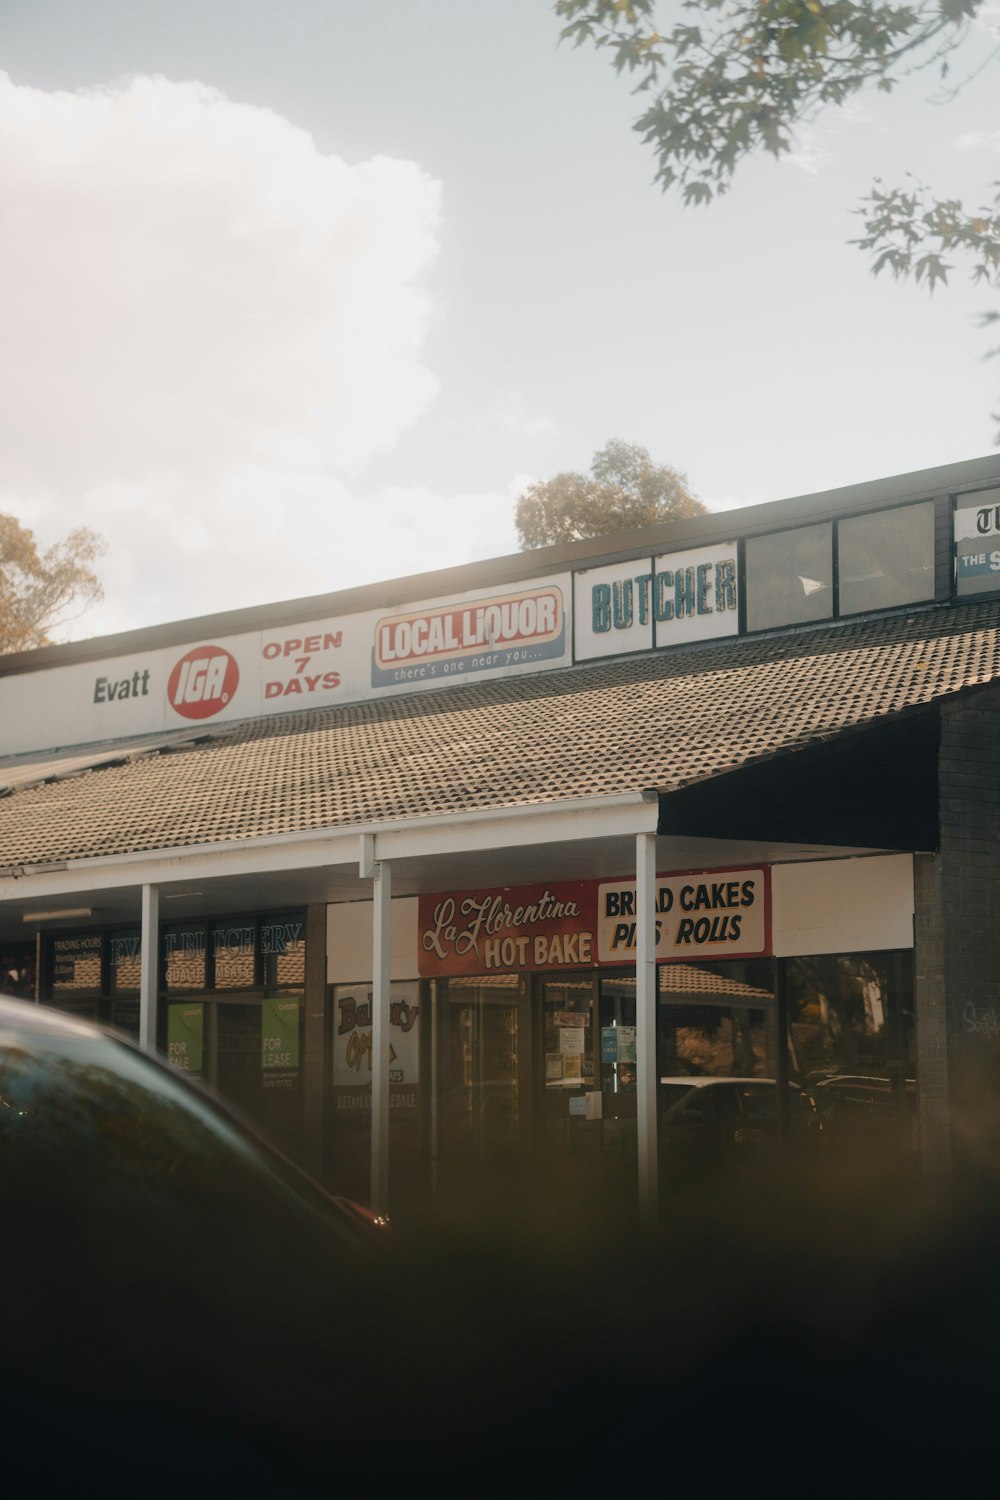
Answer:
[916,682,1000,1178]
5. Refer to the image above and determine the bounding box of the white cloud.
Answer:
[0,71,453,632]
[973,3,1000,40]
[783,131,831,178]
[474,390,558,441]
[75,467,523,637]
[957,129,1000,152]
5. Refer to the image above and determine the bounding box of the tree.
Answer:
[555,0,1000,431]
[0,514,105,653]
[515,438,705,548]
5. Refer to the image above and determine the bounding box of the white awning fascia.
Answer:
[0,789,659,903]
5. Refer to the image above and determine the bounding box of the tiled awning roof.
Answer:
[2,599,1000,868]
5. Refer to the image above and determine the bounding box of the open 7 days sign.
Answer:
[417,869,771,977]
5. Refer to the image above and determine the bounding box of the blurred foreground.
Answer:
[10,1140,1000,1493]
[6,996,997,1493]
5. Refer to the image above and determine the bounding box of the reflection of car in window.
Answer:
[804,1073,916,1145]
[659,1076,804,1151]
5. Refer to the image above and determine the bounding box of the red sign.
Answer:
[418,882,596,977]
[418,868,773,977]
[419,882,599,978]
[167,645,239,720]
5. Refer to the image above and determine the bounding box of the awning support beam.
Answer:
[139,882,159,1054]
[369,853,392,1216]
[636,832,658,1224]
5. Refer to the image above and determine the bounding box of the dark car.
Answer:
[0,995,392,1479]
[660,1075,804,1141]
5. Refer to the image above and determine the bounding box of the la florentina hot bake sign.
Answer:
[417,869,771,978]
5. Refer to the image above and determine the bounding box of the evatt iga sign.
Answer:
[1,544,738,757]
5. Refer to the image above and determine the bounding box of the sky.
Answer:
[2,0,1000,640]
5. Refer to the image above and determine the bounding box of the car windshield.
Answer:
[661,1083,700,1108]
[0,1018,368,1265]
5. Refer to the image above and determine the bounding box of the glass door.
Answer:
[540,973,598,1155]
[435,976,530,1174]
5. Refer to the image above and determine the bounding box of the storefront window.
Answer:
[1,941,36,1000]
[744,522,833,633]
[37,913,307,1155]
[656,960,779,1186]
[110,929,141,994]
[786,950,915,1152]
[786,952,908,1078]
[326,979,422,1201]
[600,974,637,1104]
[543,976,594,1092]
[838,501,935,615]
[436,976,521,1160]
[48,932,103,997]
[167,1000,205,1077]
[212,923,257,989]
[164,926,208,990]
[265,915,305,988]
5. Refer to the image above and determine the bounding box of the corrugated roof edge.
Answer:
[2,452,998,680]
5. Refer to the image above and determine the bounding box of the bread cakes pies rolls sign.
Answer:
[418,868,770,977]
[597,868,770,963]
[574,544,738,661]
[955,487,1000,596]
[371,578,569,688]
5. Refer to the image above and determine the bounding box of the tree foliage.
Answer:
[556,2,999,430]
[515,438,704,548]
[0,514,105,654]
[853,179,1000,427]
[556,0,982,204]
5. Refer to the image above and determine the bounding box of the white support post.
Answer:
[635,832,658,1225]
[139,883,160,1054]
[370,856,392,1216]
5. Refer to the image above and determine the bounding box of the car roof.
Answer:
[659,1076,780,1087]
[0,993,108,1040]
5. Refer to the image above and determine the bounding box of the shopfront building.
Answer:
[322,853,916,1206]
[3,453,1000,1213]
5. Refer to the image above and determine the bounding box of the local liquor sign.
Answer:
[417,868,770,977]
[371,585,566,687]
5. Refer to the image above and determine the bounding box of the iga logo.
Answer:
[167,646,239,719]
